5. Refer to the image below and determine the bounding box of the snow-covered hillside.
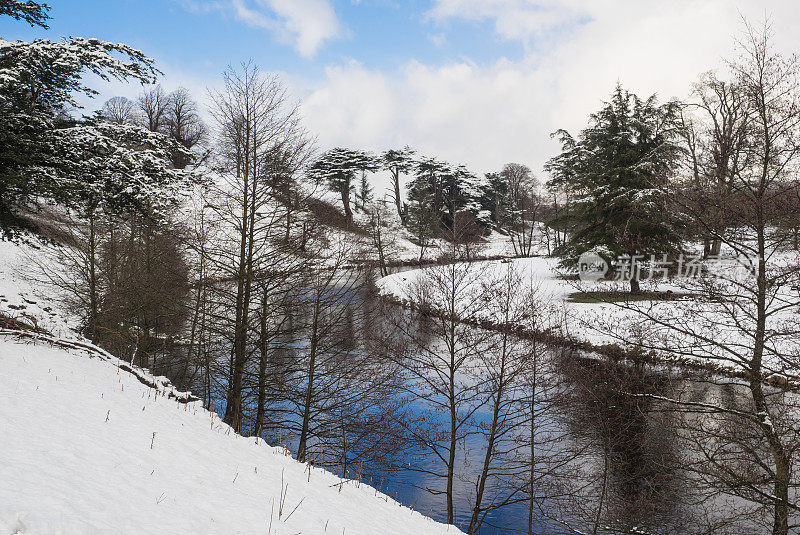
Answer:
[0,336,461,534]
[0,236,461,535]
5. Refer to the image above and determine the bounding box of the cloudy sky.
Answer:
[3,0,800,190]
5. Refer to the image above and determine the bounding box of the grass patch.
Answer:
[567,290,696,303]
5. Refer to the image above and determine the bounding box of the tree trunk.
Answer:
[297,296,320,463]
[254,296,269,437]
[629,275,641,294]
[87,210,99,344]
[87,213,98,339]
[341,187,353,224]
[468,383,504,534]
[446,313,458,524]
[710,238,722,257]
[393,170,406,225]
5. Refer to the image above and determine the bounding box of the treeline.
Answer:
[309,147,552,259]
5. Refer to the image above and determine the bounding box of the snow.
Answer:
[377,255,800,381]
[0,237,462,535]
[0,239,78,339]
[0,336,461,534]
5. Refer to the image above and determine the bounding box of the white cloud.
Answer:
[427,0,587,46]
[258,0,343,57]
[183,0,342,57]
[301,0,800,196]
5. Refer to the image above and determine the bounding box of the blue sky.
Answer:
[0,1,527,84]
[2,1,800,188]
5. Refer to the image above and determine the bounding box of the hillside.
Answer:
[0,238,462,535]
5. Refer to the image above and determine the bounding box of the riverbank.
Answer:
[376,256,800,388]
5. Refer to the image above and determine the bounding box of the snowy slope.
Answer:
[0,335,462,534]
[0,234,461,535]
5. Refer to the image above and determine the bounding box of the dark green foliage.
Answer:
[406,157,483,236]
[0,8,160,237]
[355,170,373,211]
[381,146,416,224]
[545,85,684,269]
[308,147,378,221]
[0,0,50,28]
[477,171,510,229]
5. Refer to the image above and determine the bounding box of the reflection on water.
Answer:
[187,276,796,534]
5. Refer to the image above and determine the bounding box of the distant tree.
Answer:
[137,84,170,133]
[478,171,509,229]
[680,72,752,257]
[381,146,416,225]
[164,87,207,168]
[499,163,541,257]
[101,96,138,125]
[366,201,399,277]
[355,169,373,212]
[545,85,684,293]
[309,148,377,223]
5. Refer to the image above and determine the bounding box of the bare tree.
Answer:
[465,266,545,533]
[382,247,492,524]
[681,71,752,258]
[165,87,208,168]
[208,62,312,432]
[137,84,170,133]
[365,201,398,277]
[500,164,543,257]
[101,96,138,125]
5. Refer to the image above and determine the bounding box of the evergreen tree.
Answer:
[381,146,416,225]
[308,147,377,222]
[0,3,159,237]
[355,170,373,212]
[545,85,684,293]
[0,0,50,28]
[406,173,439,261]
[406,156,448,240]
[478,171,510,230]
[407,157,487,237]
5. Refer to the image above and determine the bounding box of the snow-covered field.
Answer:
[0,238,462,535]
[377,256,800,381]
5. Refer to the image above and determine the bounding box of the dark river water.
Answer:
[193,269,797,534]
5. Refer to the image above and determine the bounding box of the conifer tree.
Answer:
[381,146,416,225]
[308,148,377,223]
[0,1,159,237]
[545,85,684,293]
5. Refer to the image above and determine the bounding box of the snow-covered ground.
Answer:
[377,255,800,381]
[0,238,462,535]
[0,336,461,534]
[0,239,81,339]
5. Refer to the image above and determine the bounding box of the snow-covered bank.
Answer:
[0,335,462,534]
[376,256,800,382]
